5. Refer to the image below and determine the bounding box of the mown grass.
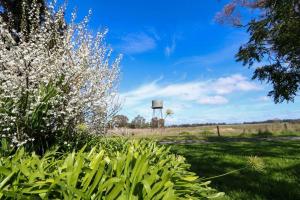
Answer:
[169,140,300,200]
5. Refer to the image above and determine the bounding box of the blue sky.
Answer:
[66,0,300,124]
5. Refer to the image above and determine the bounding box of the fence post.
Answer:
[217,126,221,137]
[284,123,288,132]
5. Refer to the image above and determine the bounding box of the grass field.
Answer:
[169,139,300,200]
[110,122,300,138]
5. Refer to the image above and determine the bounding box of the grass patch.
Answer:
[178,131,191,135]
[157,134,204,142]
[199,130,215,137]
[254,130,273,137]
[169,140,300,200]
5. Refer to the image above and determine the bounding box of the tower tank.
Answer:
[151,100,164,128]
[152,100,163,109]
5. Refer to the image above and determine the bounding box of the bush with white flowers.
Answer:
[0,1,121,152]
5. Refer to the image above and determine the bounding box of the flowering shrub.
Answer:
[0,1,120,151]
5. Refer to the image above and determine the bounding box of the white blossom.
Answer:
[0,1,121,146]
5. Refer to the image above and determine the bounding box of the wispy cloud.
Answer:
[145,26,160,41]
[165,37,176,57]
[117,32,157,54]
[165,33,183,57]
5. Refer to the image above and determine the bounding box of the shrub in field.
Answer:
[0,139,223,199]
[0,1,120,152]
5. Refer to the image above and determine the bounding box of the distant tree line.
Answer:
[111,115,300,129]
[112,110,174,129]
[168,123,227,128]
[167,119,300,128]
[243,119,300,125]
[112,115,150,129]
[108,114,300,129]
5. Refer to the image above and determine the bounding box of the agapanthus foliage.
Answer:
[0,139,223,199]
[0,0,121,153]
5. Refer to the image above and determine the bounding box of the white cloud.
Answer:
[258,96,271,102]
[118,32,156,54]
[118,75,300,124]
[121,74,261,107]
[212,74,259,95]
[197,96,229,105]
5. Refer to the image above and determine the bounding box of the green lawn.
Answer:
[169,140,300,200]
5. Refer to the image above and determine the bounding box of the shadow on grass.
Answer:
[170,141,300,200]
[202,139,300,158]
[159,134,204,141]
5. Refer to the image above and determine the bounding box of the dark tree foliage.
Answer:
[113,115,129,128]
[218,0,300,103]
[0,0,66,49]
[131,115,147,129]
[0,0,46,34]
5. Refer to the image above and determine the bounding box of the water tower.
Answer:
[151,100,164,128]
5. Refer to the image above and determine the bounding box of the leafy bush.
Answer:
[0,139,223,199]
